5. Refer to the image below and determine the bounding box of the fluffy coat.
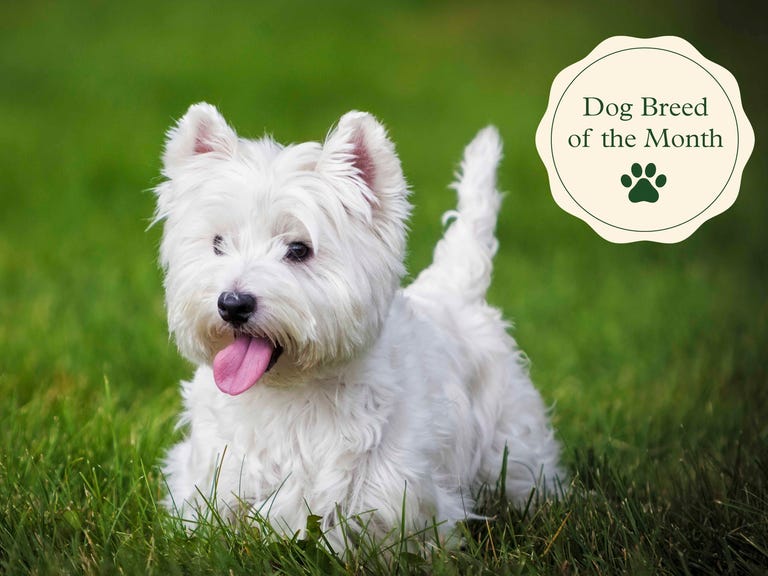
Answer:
[155,104,562,548]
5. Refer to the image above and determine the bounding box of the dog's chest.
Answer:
[189,371,389,505]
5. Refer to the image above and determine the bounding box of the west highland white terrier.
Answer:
[154,103,562,548]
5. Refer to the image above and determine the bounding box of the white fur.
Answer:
[155,104,562,549]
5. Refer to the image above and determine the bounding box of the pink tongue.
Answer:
[213,335,275,395]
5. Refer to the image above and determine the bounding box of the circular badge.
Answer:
[536,36,754,243]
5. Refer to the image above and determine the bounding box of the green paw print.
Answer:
[621,163,667,203]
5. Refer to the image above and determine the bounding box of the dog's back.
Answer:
[405,128,562,506]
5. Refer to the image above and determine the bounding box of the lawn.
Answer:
[1,1,766,574]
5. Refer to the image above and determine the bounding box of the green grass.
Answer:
[1,0,767,573]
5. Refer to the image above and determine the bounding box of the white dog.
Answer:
[155,103,562,548]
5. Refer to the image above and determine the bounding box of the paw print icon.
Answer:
[621,163,667,203]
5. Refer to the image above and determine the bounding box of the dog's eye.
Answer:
[285,241,312,263]
[213,235,225,256]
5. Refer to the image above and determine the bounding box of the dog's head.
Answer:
[154,103,410,393]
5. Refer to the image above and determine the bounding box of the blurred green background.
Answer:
[0,0,765,509]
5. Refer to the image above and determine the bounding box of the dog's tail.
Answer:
[409,126,503,304]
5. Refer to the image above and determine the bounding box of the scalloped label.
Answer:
[536,36,754,243]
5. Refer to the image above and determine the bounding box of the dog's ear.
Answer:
[162,103,237,176]
[319,111,409,214]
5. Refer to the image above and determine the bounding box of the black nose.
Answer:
[217,291,256,325]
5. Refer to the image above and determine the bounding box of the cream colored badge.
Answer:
[536,36,754,243]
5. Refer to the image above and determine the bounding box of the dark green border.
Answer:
[550,46,740,233]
